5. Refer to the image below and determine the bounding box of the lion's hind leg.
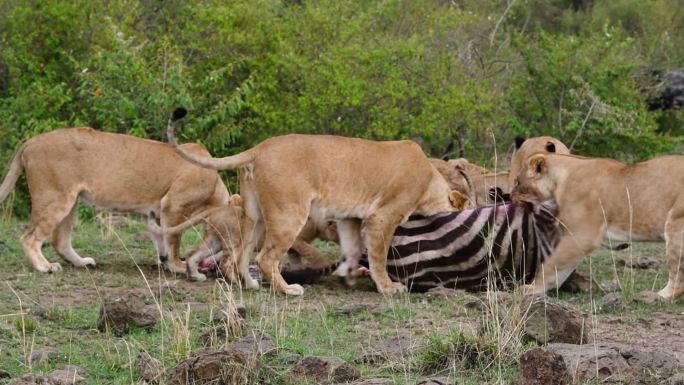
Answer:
[661,213,684,299]
[256,210,309,296]
[52,204,96,267]
[22,194,81,273]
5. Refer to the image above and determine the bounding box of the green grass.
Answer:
[0,215,682,384]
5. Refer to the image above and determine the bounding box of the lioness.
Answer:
[166,108,470,295]
[0,128,230,274]
[511,153,684,299]
[428,158,476,205]
[152,195,339,284]
[509,136,570,188]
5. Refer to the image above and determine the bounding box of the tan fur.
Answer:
[429,158,476,206]
[509,136,570,188]
[439,158,509,206]
[0,128,231,275]
[168,120,471,295]
[156,195,339,284]
[511,153,684,299]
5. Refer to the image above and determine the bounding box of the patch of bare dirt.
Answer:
[593,312,684,365]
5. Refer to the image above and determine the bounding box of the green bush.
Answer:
[1,0,682,216]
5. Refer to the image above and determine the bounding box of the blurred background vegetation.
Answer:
[1,0,683,216]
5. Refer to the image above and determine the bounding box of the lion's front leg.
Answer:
[523,229,601,295]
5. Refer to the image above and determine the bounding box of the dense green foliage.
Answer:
[1,0,683,215]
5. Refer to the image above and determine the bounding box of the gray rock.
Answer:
[547,343,637,383]
[634,290,662,305]
[351,379,393,385]
[600,292,623,311]
[521,296,591,344]
[135,352,164,383]
[666,372,684,385]
[166,348,256,385]
[29,348,59,367]
[546,343,680,383]
[225,330,278,358]
[600,280,621,293]
[283,353,302,365]
[8,374,50,385]
[465,291,512,312]
[354,335,418,366]
[559,271,600,293]
[518,347,568,385]
[424,287,464,299]
[618,345,680,378]
[47,368,86,385]
[97,292,159,333]
[291,356,360,383]
[212,303,247,321]
[336,303,373,316]
[617,256,661,269]
[415,377,454,385]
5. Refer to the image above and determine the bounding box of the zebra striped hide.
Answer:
[384,199,560,292]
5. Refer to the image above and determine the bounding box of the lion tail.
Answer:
[0,143,27,204]
[149,206,230,235]
[166,107,256,170]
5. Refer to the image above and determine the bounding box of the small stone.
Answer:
[29,347,59,367]
[666,372,684,385]
[352,379,393,385]
[521,296,591,345]
[47,368,86,385]
[283,353,302,365]
[225,331,278,358]
[57,366,86,376]
[424,287,464,299]
[336,303,373,316]
[166,348,256,385]
[212,303,247,321]
[291,356,360,383]
[8,374,47,385]
[135,352,164,383]
[559,271,600,293]
[97,292,159,333]
[600,292,623,312]
[617,256,661,269]
[601,280,621,292]
[416,377,454,385]
[634,290,662,305]
[519,347,568,385]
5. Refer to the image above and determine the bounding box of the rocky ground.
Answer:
[0,218,682,384]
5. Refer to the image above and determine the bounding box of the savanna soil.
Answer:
[0,216,682,384]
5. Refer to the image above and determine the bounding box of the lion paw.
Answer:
[189,273,207,282]
[377,281,407,295]
[38,262,63,273]
[244,278,260,290]
[78,257,97,267]
[283,284,304,296]
[166,260,187,274]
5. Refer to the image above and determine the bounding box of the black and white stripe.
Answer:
[384,200,560,292]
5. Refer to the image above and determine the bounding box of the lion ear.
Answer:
[528,154,547,176]
[449,190,469,210]
[545,141,556,153]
